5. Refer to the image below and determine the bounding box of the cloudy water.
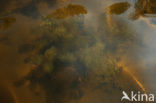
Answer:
[0,0,156,103]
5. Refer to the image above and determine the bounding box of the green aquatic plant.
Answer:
[15,10,141,103]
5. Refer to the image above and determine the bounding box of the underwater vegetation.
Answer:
[14,4,143,103]
[0,0,155,103]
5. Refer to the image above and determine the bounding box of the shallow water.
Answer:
[0,0,156,103]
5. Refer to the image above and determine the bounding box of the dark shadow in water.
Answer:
[0,86,16,103]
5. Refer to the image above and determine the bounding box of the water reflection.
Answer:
[0,0,156,103]
[46,4,87,19]
[106,2,130,15]
[132,0,156,19]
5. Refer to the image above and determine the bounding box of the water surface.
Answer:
[0,0,156,103]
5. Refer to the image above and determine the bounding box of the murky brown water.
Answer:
[0,0,156,103]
